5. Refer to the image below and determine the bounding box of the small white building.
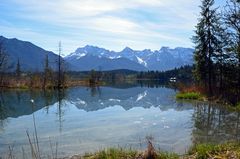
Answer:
[169,77,177,83]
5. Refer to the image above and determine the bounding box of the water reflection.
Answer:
[0,89,68,135]
[0,84,239,157]
[192,102,240,144]
[0,90,61,119]
[66,86,185,112]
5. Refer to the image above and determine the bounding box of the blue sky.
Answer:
[0,0,225,56]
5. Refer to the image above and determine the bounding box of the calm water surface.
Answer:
[0,84,240,158]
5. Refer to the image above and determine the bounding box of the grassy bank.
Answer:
[176,92,203,100]
[65,142,240,159]
[82,149,178,159]
[187,142,240,159]
[176,87,240,112]
[3,134,240,159]
[70,143,179,159]
[176,84,206,101]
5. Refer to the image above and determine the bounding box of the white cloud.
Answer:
[2,0,201,54]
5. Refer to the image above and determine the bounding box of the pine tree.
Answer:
[193,0,224,94]
[192,19,208,87]
[211,10,229,91]
[16,58,21,78]
[224,0,240,93]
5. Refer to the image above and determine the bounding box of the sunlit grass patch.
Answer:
[83,148,138,159]
[176,92,202,100]
[82,148,179,159]
[157,151,179,159]
[187,142,240,159]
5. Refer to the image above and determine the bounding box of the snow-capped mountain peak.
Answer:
[64,45,194,71]
[121,47,134,52]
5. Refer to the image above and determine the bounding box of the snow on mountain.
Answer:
[0,35,193,72]
[136,56,147,67]
[65,45,194,71]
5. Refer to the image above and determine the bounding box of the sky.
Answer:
[0,0,225,56]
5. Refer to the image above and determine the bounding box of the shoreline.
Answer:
[64,142,240,159]
[0,80,106,90]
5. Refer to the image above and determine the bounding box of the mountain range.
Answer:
[0,36,194,72]
[65,45,194,71]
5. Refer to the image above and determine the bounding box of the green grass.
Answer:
[84,148,138,159]
[176,92,202,100]
[80,143,240,159]
[235,103,240,111]
[156,151,179,159]
[4,141,240,159]
[82,148,179,159]
[72,142,240,159]
[188,142,240,159]
[227,102,240,112]
[188,143,217,159]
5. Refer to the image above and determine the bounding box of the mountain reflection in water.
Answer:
[0,84,239,158]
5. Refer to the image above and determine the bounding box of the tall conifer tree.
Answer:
[193,0,224,94]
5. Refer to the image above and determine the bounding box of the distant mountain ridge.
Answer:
[66,54,147,71]
[0,36,60,71]
[65,45,194,71]
[0,36,194,72]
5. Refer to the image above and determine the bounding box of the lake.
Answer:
[0,84,240,158]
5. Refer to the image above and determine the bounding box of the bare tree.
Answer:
[0,41,8,86]
[56,41,66,89]
[43,53,54,89]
